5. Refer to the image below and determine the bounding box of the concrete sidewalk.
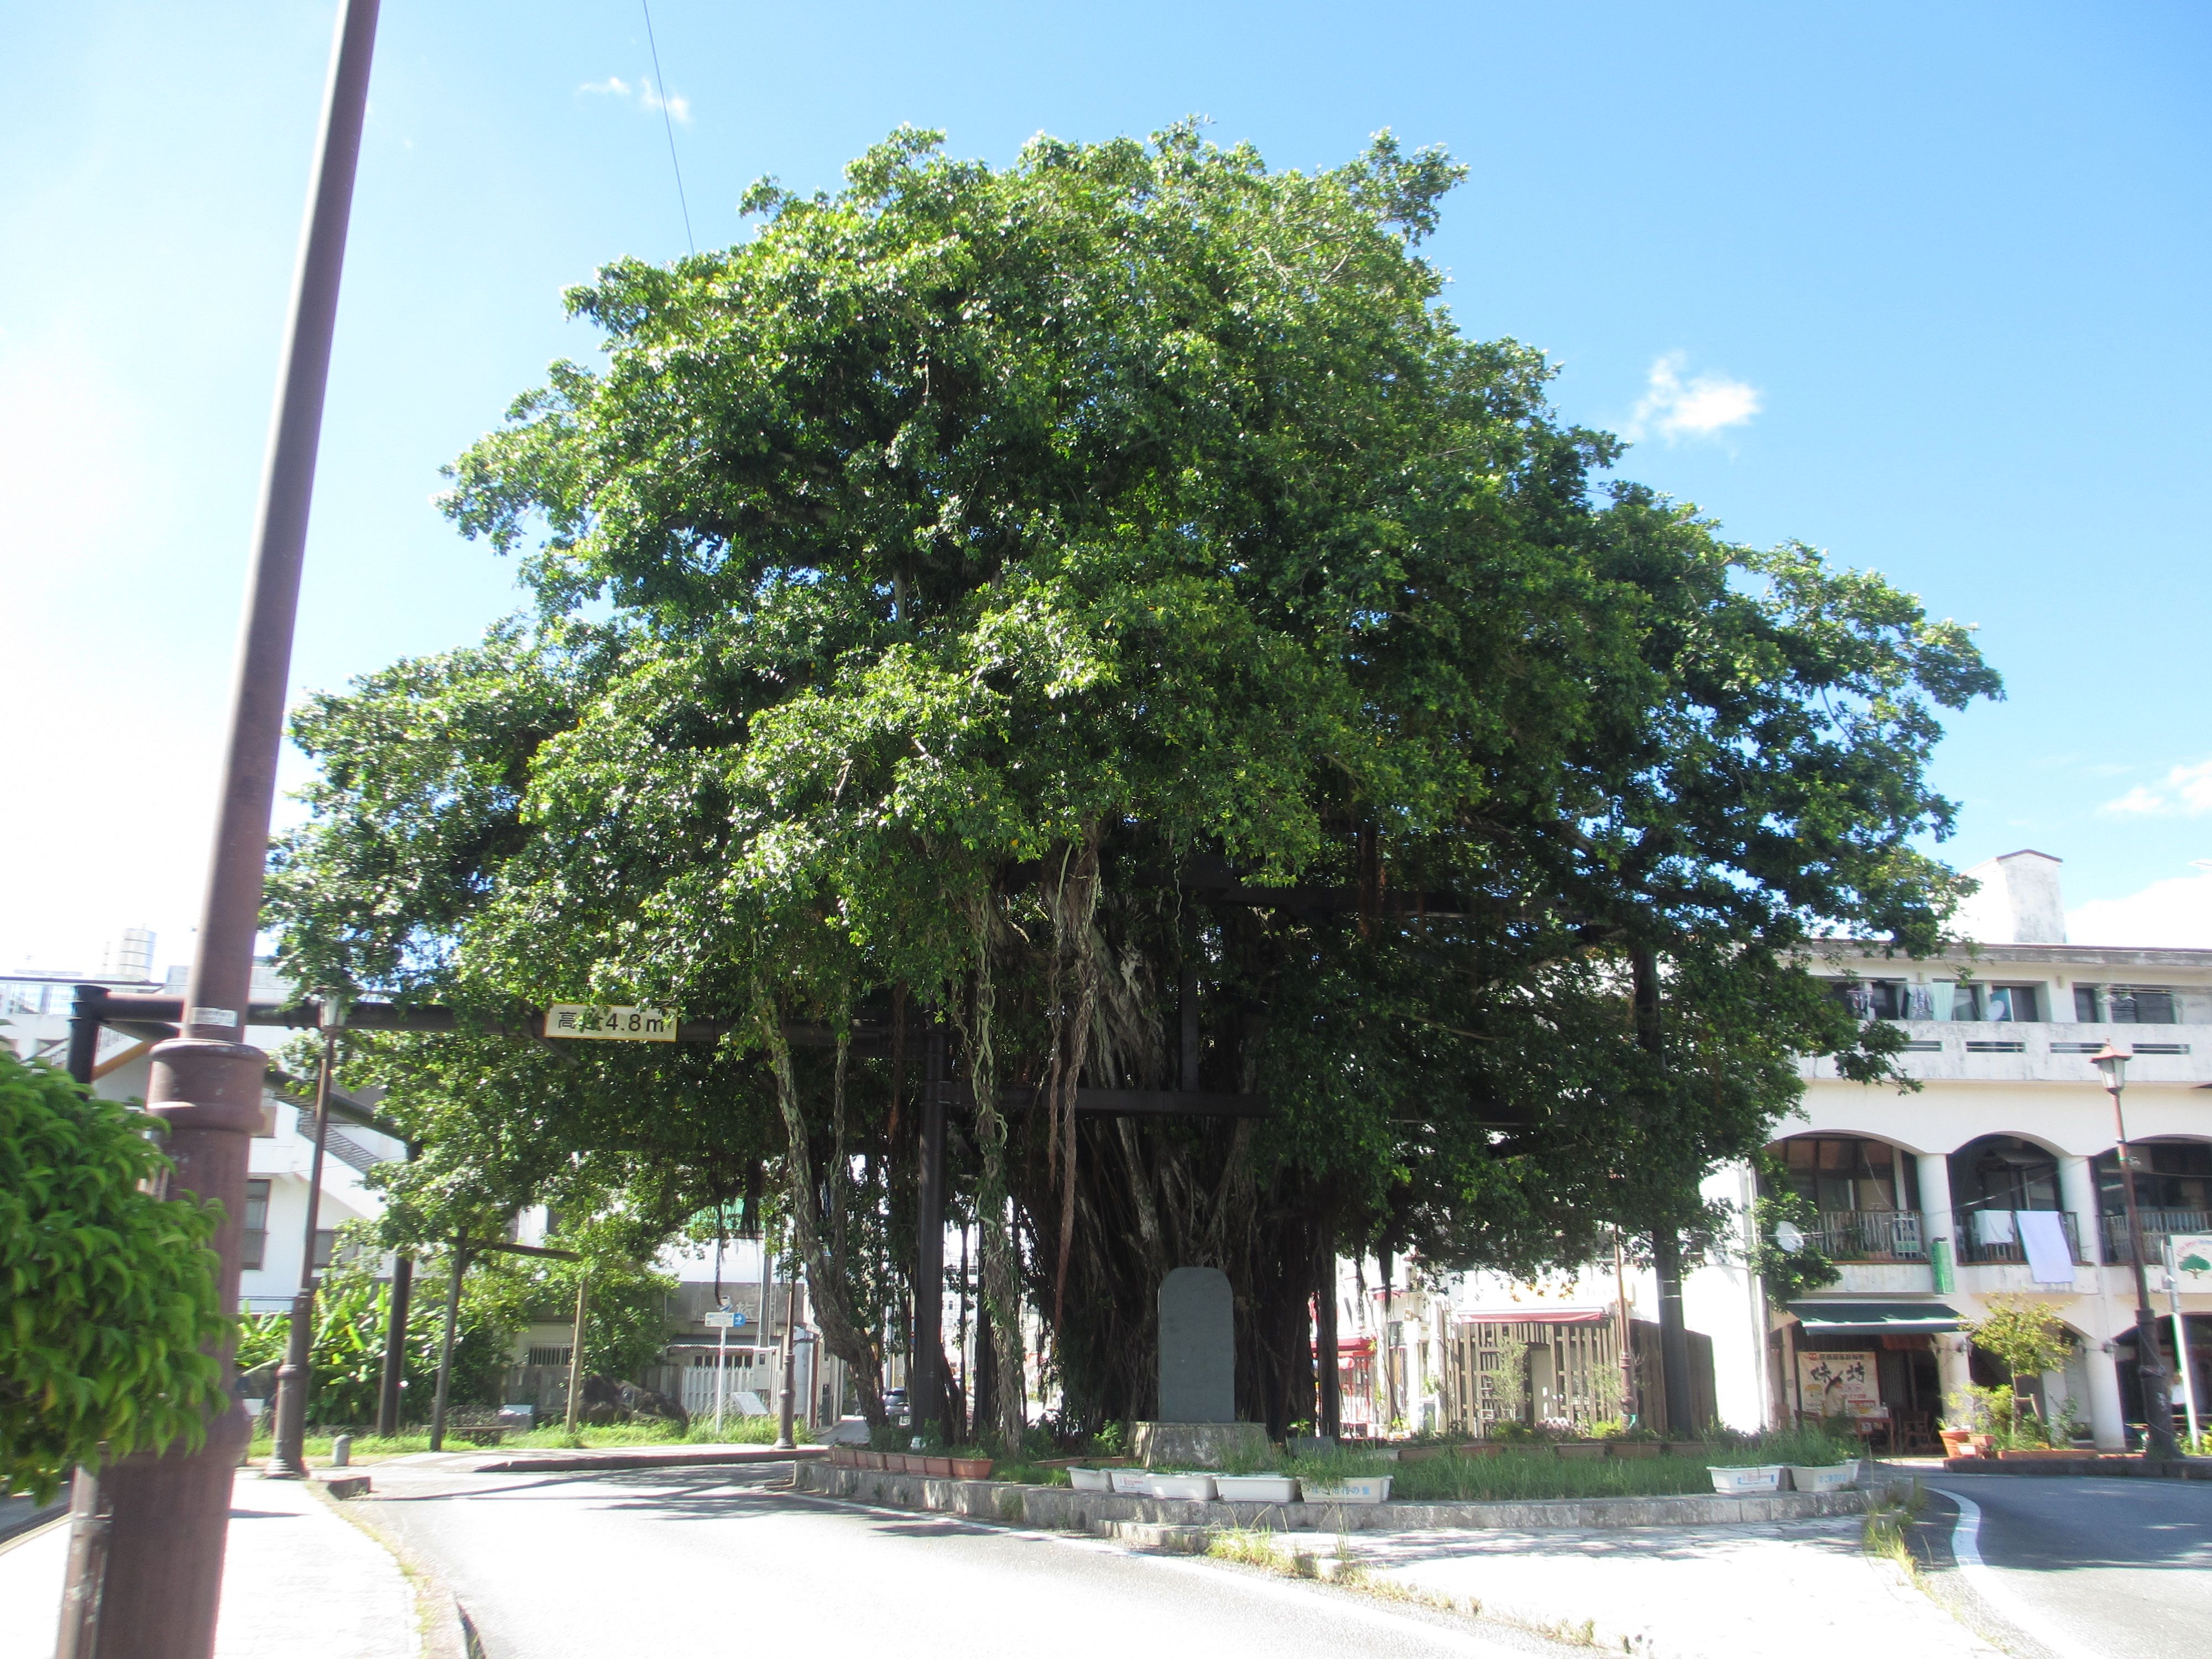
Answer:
[1285,1516,2000,1659]
[0,1473,416,1659]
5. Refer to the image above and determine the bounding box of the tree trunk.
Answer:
[754,989,887,1424]
[1315,1218,1342,1439]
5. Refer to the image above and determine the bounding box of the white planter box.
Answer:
[1147,1473,1217,1501]
[1214,1475,1298,1503]
[1108,1468,1155,1495]
[1067,1467,1112,1492]
[1786,1464,1854,1494]
[1301,1476,1391,1505]
[1707,1465,1784,1495]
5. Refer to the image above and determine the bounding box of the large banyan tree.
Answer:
[268,124,1997,1443]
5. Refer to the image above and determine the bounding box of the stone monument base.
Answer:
[1133,1421,1272,1468]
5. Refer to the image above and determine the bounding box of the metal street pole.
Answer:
[776,1267,800,1449]
[713,1301,732,1437]
[270,1019,340,1475]
[429,1238,469,1453]
[62,7,379,1654]
[2091,1044,2179,1461]
[2165,1239,2201,1447]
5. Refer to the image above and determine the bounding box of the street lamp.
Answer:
[2090,1042,2180,1460]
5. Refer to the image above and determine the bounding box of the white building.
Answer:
[3,934,403,1313]
[1765,849,2210,1451]
[1332,852,2210,1452]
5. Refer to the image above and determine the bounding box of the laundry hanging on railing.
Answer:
[2017,1211,2075,1285]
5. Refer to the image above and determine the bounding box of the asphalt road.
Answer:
[361,1462,1577,1659]
[1924,1474,2212,1659]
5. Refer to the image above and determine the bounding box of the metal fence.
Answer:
[1809,1209,1925,1262]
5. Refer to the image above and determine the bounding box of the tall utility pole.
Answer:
[2091,1044,2179,1460]
[270,1015,341,1477]
[58,7,379,1656]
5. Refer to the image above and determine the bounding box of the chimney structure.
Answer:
[1954,851,2067,945]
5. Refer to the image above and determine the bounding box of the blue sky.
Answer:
[3,1,2208,971]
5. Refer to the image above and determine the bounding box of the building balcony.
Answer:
[1953,1208,2087,1266]
[1809,1209,1925,1262]
[2098,1209,2212,1264]
[1799,1022,2212,1086]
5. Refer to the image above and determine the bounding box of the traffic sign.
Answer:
[704,1310,745,1329]
[545,1004,678,1042]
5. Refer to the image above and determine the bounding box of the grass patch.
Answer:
[1270,1446,1715,1503]
[247,1415,784,1464]
[1861,1479,1926,1580]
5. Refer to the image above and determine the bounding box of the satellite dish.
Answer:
[1774,1220,1806,1254]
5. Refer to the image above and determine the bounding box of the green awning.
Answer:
[1787,1301,1962,1335]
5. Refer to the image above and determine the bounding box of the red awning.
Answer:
[1453,1307,1609,1326]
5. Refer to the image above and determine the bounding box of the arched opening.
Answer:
[1949,1135,2081,1267]
[2093,1136,2212,1264]
[1767,1135,1924,1261]
[2111,1322,2206,1449]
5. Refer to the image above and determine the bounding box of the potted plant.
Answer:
[1556,1440,1608,1460]
[1147,1472,1217,1501]
[1705,1462,1785,1494]
[949,1454,993,1480]
[1068,1465,1113,1491]
[1301,1474,1391,1504]
[1215,1473,1298,1503]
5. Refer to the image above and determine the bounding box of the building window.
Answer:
[1949,983,2042,1021]
[2074,985,2101,1021]
[2110,987,2178,1025]
[313,1230,337,1270]
[1776,1137,1917,1213]
[1826,979,1903,1020]
[1950,1135,2060,1213]
[527,1345,573,1368]
[2095,1140,2212,1217]
[241,1179,271,1271]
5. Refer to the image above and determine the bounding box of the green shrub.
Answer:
[0,1053,229,1500]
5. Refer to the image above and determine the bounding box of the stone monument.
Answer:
[1133,1265,1269,1467]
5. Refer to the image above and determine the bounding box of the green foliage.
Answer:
[267,123,2000,1432]
[1703,1424,1860,1467]
[465,1251,676,1386]
[1749,1186,1841,1304]
[1960,1296,2073,1419]
[233,1251,508,1425]
[1961,1296,2072,1381]
[0,1052,228,1501]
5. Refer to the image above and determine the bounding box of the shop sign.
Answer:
[544,1003,678,1041]
[2169,1235,2212,1290]
[1798,1349,1881,1418]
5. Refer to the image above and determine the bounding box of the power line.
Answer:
[639,0,695,254]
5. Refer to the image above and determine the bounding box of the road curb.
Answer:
[466,1445,825,1475]
[1939,1454,2212,1479]
[312,1479,481,1659]
[793,1460,1876,1531]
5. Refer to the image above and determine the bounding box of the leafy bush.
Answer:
[1704,1425,1860,1467]
[233,1254,507,1425]
[0,1052,229,1500]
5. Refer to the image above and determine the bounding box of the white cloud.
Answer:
[2069,869,2212,948]
[1625,352,1762,443]
[642,81,691,126]
[2098,758,2212,817]
[578,75,689,124]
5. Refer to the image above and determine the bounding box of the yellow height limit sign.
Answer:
[544,1004,679,1042]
